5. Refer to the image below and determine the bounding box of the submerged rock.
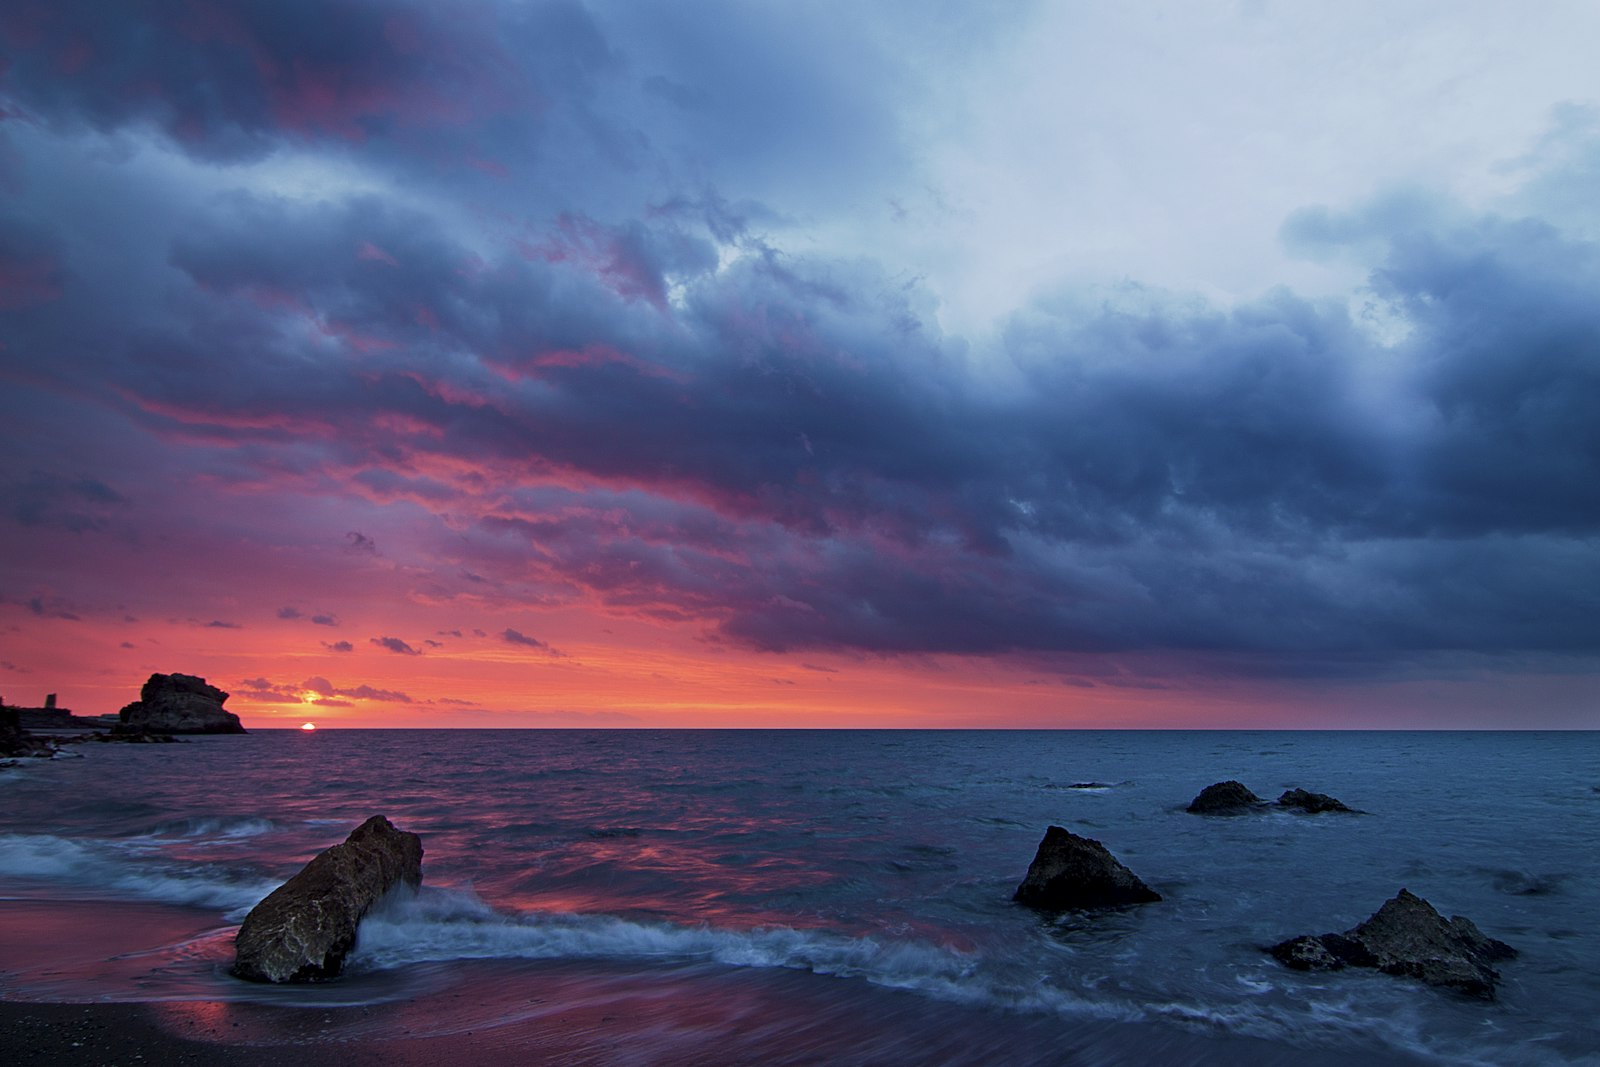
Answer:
[118,673,245,735]
[1269,888,1516,999]
[1276,788,1353,814]
[232,815,423,983]
[1186,780,1262,814]
[1013,826,1161,909]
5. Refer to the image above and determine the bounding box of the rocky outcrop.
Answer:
[1276,788,1353,814]
[119,673,245,735]
[1013,826,1161,909]
[1270,888,1516,999]
[1186,780,1262,814]
[233,815,423,983]
[1,707,55,758]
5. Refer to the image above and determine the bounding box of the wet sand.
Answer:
[0,891,1434,1067]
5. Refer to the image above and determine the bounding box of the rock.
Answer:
[232,815,423,983]
[0,707,54,758]
[1013,826,1161,909]
[1186,780,1262,814]
[118,673,246,735]
[1276,788,1353,814]
[1269,888,1516,998]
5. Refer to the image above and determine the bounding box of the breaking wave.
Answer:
[0,833,276,917]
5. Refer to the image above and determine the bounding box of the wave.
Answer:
[352,886,984,986]
[348,889,1533,1066]
[141,816,281,841]
[351,887,1128,1017]
[0,833,277,917]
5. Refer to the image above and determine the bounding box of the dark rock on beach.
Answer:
[233,815,423,983]
[1270,888,1516,998]
[1,707,55,758]
[1276,788,1353,814]
[119,673,246,735]
[1014,826,1161,909]
[1186,780,1263,814]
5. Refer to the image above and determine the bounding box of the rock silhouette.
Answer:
[1270,888,1516,998]
[119,673,245,734]
[1186,780,1262,814]
[233,815,423,983]
[1276,788,1353,813]
[1013,826,1161,909]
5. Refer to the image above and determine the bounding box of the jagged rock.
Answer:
[0,707,54,758]
[1186,780,1262,814]
[1013,826,1161,909]
[233,815,423,983]
[1270,888,1516,998]
[118,673,245,735]
[1277,788,1353,813]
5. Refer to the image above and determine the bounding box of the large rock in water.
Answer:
[1186,780,1263,814]
[119,673,245,734]
[1270,888,1516,999]
[232,815,423,983]
[1276,788,1353,814]
[1013,826,1161,909]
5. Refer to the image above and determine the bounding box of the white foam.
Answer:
[347,888,1131,1024]
[0,833,276,916]
[143,816,279,841]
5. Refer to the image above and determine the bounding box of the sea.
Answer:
[1,730,1596,1065]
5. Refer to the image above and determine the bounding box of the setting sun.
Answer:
[300,722,316,732]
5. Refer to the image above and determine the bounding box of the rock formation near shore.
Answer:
[118,673,245,735]
[1276,788,1353,813]
[233,815,423,983]
[1270,888,1516,998]
[1186,780,1262,814]
[1013,826,1161,909]
[1,708,55,758]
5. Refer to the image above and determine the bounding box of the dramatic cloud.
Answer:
[2,2,1596,724]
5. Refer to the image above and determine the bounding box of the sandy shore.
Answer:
[0,998,673,1067]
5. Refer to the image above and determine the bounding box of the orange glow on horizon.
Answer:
[8,600,1592,730]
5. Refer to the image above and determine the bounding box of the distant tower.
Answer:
[45,693,57,709]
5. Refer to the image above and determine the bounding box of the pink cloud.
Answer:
[357,240,399,266]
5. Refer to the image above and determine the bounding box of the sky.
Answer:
[1,0,1597,729]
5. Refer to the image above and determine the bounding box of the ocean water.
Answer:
[1,730,1596,1065]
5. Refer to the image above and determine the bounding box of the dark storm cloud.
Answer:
[12,166,1599,668]
[2,1,1595,681]
[7,471,127,532]
[0,0,524,162]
